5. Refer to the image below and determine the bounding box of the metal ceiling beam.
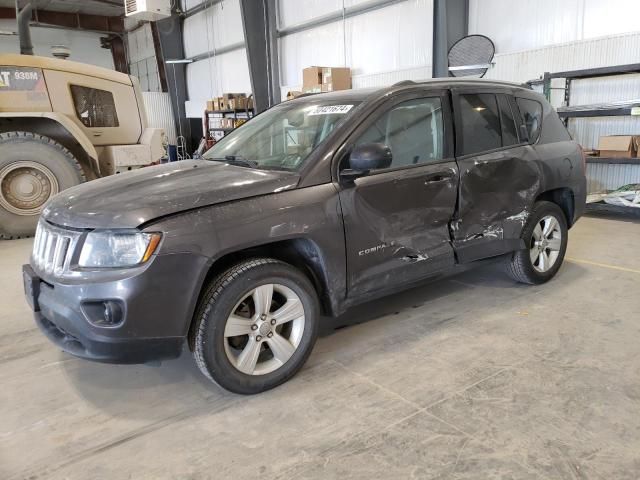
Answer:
[240,0,279,112]
[277,0,408,37]
[182,0,223,18]
[188,41,245,63]
[0,7,124,34]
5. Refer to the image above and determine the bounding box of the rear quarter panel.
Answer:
[525,91,587,224]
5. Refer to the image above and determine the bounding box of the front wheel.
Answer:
[506,201,568,284]
[190,258,319,394]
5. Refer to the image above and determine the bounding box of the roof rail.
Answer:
[295,92,319,99]
[392,80,417,87]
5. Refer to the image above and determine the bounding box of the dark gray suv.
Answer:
[23,79,586,394]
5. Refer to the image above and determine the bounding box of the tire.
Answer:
[190,258,320,394]
[506,201,568,285]
[0,131,86,239]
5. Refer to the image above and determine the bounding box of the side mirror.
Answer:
[341,143,392,181]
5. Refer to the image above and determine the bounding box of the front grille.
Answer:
[32,221,82,276]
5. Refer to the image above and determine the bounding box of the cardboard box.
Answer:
[227,96,247,110]
[302,66,351,92]
[286,91,303,100]
[207,97,226,111]
[597,135,639,158]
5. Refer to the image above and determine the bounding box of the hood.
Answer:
[43,160,300,229]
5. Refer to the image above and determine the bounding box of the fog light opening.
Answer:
[81,300,124,327]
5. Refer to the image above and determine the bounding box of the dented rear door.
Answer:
[451,89,541,263]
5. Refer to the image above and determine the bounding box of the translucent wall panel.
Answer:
[185,48,252,116]
[583,0,640,39]
[183,0,244,58]
[469,0,640,54]
[279,0,433,87]
[181,0,250,110]
[127,24,161,92]
[278,0,343,28]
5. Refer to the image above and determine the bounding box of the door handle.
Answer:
[424,171,454,185]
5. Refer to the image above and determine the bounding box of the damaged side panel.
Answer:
[149,183,347,322]
[339,162,459,298]
[453,145,540,262]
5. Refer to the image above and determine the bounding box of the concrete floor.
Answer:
[1,214,639,479]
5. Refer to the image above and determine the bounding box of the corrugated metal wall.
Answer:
[142,92,178,144]
[587,163,640,193]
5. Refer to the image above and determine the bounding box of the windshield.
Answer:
[203,100,361,171]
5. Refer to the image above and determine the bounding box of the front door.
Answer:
[338,92,459,298]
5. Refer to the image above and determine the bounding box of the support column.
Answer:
[240,0,280,113]
[432,0,468,78]
[155,13,194,152]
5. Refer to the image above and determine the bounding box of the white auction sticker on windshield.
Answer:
[308,105,354,116]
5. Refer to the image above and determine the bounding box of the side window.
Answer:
[70,85,119,128]
[355,97,444,169]
[458,93,501,155]
[516,98,543,143]
[497,94,519,146]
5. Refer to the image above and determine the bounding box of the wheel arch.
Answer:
[186,237,336,349]
[535,187,575,227]
[0,113,99,178]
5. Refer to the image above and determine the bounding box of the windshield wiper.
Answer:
[210,155,258,168]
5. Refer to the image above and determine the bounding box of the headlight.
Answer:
[78,231,162,268]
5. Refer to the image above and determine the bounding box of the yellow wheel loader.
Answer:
[0,54,166,238]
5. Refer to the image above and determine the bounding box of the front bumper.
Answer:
[23,251,208,364]
[34,311,183,364]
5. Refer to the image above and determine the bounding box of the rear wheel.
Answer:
[506,201,568,284]
[0,131,85,239]
[190,258,319,394]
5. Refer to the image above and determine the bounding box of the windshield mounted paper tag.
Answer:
[308,105,354,116]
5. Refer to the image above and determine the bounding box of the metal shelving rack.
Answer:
[528,64,640,216]
[203,105,254,146]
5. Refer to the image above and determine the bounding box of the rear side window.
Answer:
[70,85,119,128]
[497,94,519,146]
[458,93,501,155]
[516,98,543,143]
[355,97,444,169]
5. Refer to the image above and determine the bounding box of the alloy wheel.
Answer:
[223,283,306,375]
[529,214,562,273]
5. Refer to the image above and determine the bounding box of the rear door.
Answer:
[337,90,459,298]
[451,89,541,262]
